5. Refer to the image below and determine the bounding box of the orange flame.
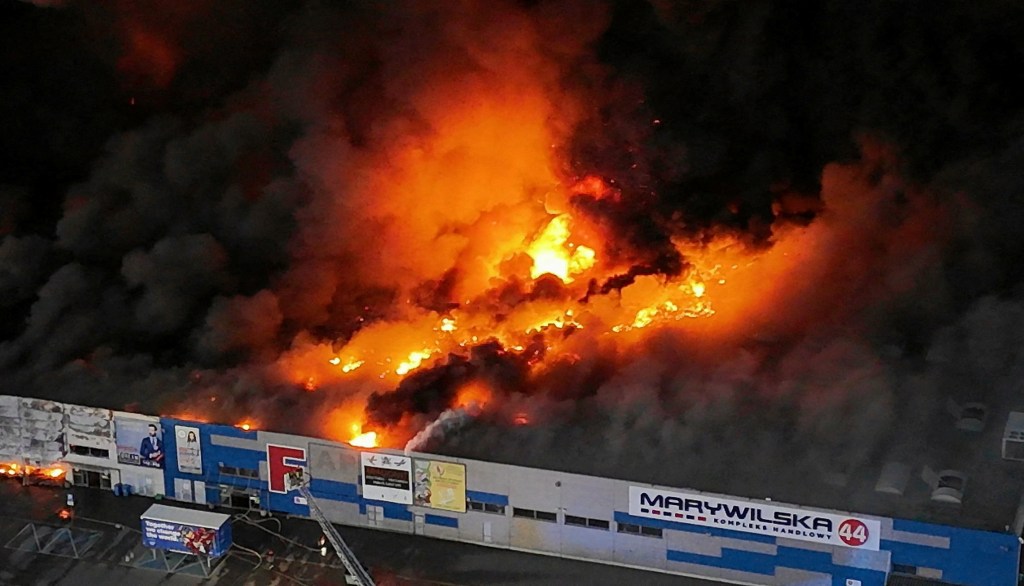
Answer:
[324,406,381,448]
[349,430,379,448]
[1,463,66,480]
[258,26,843,452]
[395,349,433,376]
[236,420,257,432]
[527,214,596,283]
[454,382,492,413]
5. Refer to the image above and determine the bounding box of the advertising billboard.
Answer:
[140,505,232,558]
[174,425,202,475]
[361,452,412,504]
[413,459,466,513]
[115,415,164,468]
[629,486,881,550]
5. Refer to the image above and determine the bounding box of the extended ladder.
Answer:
[286,470,376,586]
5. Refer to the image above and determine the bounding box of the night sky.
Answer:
[3,0,1024,503]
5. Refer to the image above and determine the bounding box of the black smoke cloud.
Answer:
[3,0,1024,515]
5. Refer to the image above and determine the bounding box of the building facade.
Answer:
[1,395,1018,585]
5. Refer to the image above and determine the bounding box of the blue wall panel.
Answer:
[774,547,886,586]
[667,548,775,575]
[666,545,888,585]
[161,417,264,498]
[425,514,459,528]
[886,519,1018,586]
[466,490,509,506]
[310,478,359,503]
[161,418,262,481]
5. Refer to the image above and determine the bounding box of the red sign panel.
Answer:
[266,444,306,494]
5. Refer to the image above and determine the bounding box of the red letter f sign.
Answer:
[267,444,307,494]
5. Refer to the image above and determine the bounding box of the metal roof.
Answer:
[140,504,230,529]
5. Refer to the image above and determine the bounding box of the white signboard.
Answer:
[175,425,203,475]
[629,486,881,550]
[361,452,412,504]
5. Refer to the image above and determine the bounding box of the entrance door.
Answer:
[72,468,111,489]
[414,513,425,535]
[483,521,492,544]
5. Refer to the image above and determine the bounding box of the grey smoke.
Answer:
[405,408,474,455]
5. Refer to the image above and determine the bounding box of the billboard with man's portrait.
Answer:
[115,415,164,468]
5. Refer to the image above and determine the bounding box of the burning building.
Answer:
[3,1,1024,583]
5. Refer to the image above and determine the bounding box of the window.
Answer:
[618,522,663,538]
[535,510,557,522]
[617,522,640,534]
[468,501,506,515]
[891,563,917,575]
[69,445,109,458]
[512,507,557,522]
[215,485,258,508]
[640,526,663,538]
[565,515,610,530]
[218,463,259,479]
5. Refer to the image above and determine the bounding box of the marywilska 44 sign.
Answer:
[629,486,880,550]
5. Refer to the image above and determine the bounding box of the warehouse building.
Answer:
[1,394,1020,585]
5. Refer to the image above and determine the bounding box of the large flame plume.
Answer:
[269,60,834,448]
[146,5,950,453]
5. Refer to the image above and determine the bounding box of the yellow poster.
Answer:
[413,459,466,513]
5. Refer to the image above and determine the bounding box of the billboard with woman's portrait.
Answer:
[174,425,203,475]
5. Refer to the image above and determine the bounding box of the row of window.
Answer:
[468,501,506,515]
[218,463,259,479]
[512,507,558,522]
[616,523,663,538]
[565,514,610,530]
[69,445,110,458]
[510,508,662,538]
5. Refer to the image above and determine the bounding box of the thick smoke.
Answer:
[3,0,1024,510]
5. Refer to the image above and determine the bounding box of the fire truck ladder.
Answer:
[286,470,375,586]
